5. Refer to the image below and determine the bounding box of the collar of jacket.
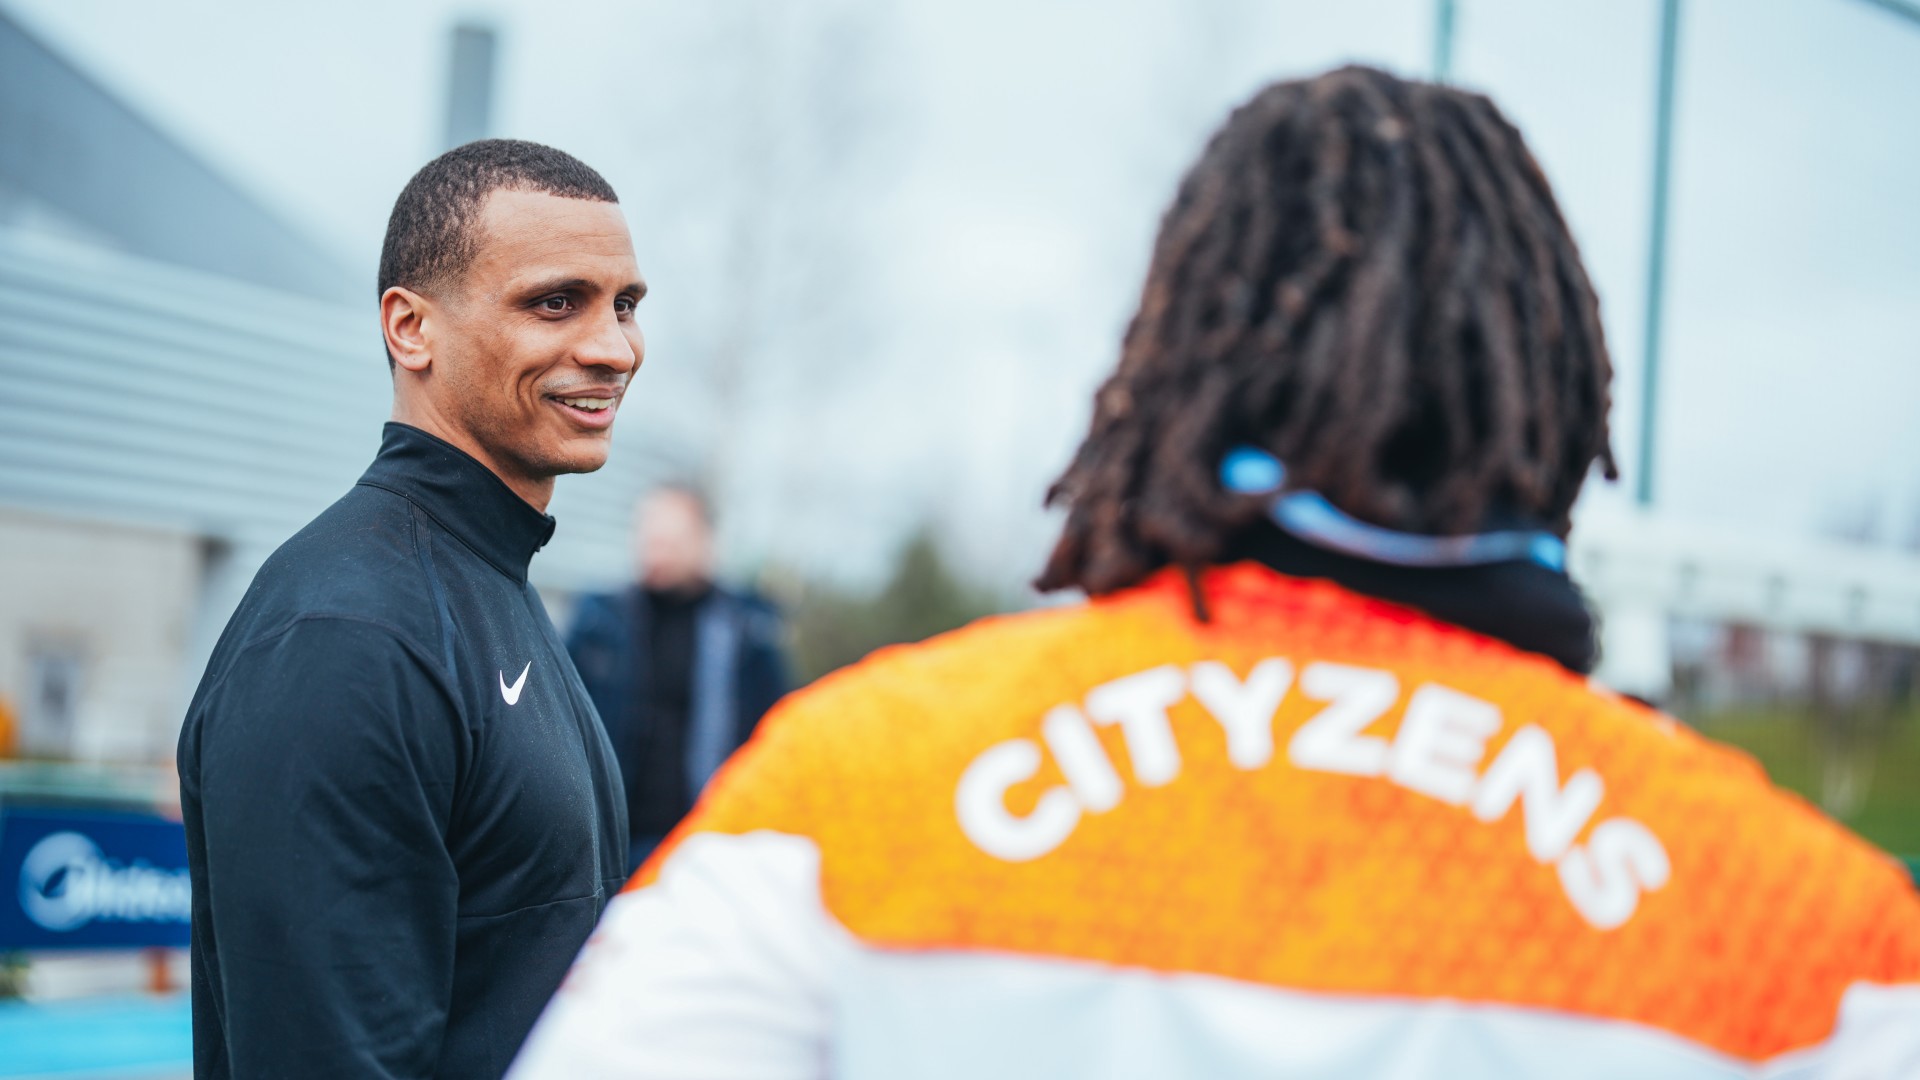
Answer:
[1222,521,1599,675]
[357,422,558,584]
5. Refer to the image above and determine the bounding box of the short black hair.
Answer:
[378,138,618,302]
[1037,66,1616,599]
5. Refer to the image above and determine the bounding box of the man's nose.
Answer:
[575,310,638,372]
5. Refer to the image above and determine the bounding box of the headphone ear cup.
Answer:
[1220,446,1286,495]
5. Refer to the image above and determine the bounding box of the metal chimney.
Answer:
[444,23,497,150]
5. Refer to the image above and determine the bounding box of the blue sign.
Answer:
[0,807,190,951]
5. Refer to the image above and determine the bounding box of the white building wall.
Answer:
[0,507,198,762]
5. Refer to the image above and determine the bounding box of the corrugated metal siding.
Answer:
[1,9,358,301]
[0,230,385,551]
[0,228,673,594]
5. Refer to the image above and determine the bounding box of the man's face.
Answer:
[424,189,645,486]
[638,491,714,591]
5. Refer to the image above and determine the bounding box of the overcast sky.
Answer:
[8,0,1917,590]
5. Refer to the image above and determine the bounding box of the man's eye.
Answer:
[614,297,636,316]
[539,296,572,314]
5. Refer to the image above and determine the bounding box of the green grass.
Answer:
[1693,705,1920,860]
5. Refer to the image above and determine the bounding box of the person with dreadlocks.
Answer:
[510,66,1920,1079]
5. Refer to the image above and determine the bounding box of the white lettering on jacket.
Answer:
[954,659,1670,930]
[955,740,1080,862]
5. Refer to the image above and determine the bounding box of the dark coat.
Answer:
[566,583,791,840]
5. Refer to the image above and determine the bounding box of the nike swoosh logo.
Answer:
[499,661,531,706]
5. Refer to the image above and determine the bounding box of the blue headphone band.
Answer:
[1219,446,1567,573]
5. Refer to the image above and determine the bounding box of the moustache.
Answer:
[539,375,629,399]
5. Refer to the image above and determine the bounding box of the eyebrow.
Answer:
[517,276,649,300]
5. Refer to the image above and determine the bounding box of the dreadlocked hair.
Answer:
[1036,65,1617,602]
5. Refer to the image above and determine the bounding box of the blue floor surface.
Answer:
[0,994,190,1079]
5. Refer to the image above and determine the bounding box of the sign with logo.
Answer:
[0,806,191,950]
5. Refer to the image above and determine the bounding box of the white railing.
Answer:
[1573,509,1920,697]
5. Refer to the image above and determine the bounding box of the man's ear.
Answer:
[381,286,434,373]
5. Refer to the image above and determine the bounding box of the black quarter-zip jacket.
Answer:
[178,423,628,1079]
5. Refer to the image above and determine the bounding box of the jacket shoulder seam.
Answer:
[206,612,456,698]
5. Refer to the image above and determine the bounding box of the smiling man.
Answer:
[177,140,639,1079]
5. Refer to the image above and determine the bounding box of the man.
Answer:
[179,139,638,1079]
[511,68,1920,1078]
[566,485,791,870]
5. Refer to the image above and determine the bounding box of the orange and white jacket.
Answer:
[512,565,1920,1079]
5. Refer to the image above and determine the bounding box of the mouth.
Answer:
[545,390,621,430]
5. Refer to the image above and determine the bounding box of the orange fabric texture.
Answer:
[635,564,1920,1062]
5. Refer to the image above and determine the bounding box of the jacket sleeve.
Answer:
[564,593,625,727]
[564,592,613,657]
[735,599,794,739]
[192,616,463,1079]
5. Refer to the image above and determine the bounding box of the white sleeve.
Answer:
[508,831,841,1080]
[1793,982,1920,1080]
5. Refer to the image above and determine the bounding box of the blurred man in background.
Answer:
[179,140,635,1079]
[568,485,791,870]
[513,67,1920,1078]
